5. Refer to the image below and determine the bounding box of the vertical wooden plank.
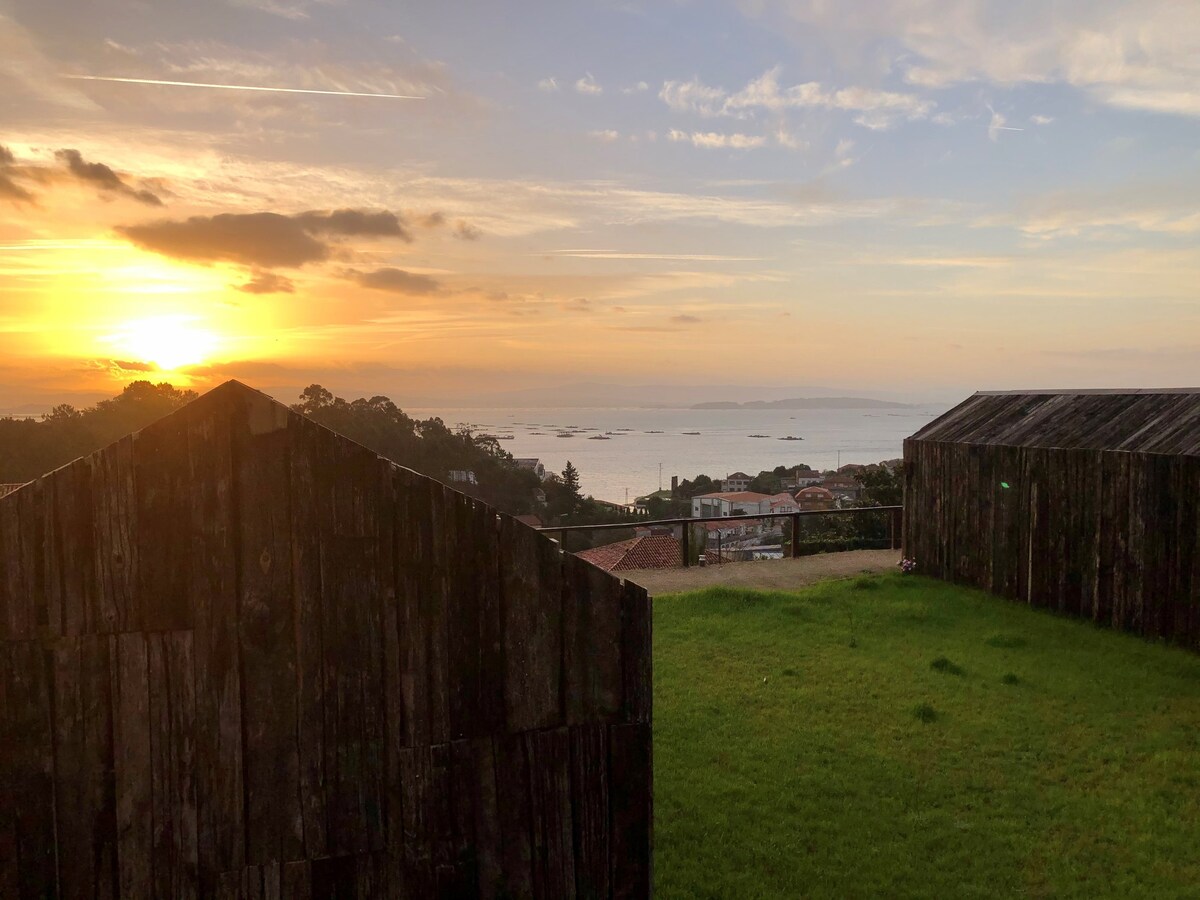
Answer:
[470,737,503,899]
[93,435,137,633]
[570,726,610,900]
[112,632,153,898]
[51,457,97,637]
[608,722,652,900]
[493,734,534,898]
[499,519,562,732]
[281,860,312,900]
[0,493,27,640]
[288,416,328,859]
[446,740,477,893]
[447,497,506,741]
[527,727,575,899]
[187,400,245,887]
[425,484,453,745]
[620,581,652,726]
[232,392,303,864]
[562,554,623,725]
[317,436,385,857]
[150,631,199,899]
[134,411,194,631]
[52,634,117,899]
[398,745,434,897]
[5,483,45,639]
[0,641,56,898]
[396,470,431,749]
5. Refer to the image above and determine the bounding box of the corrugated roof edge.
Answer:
[974,387,1200,395]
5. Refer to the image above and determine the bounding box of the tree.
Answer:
[561,461,581,512]
[860,464,904,507]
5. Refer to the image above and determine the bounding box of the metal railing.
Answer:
[538,505,902,568]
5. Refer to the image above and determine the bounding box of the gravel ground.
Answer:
[619,549,900,596]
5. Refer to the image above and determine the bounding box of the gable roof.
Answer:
[576,535,681,571]
[910,389,1200,456]
[693,491,771,502]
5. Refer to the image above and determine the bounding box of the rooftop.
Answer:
[911,389,1200,455]
[576,535,682,572]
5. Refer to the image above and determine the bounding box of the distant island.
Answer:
[692,397,912,410]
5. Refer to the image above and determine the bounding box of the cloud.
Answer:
[294,208,411,239]
[660,67,932,128]
[55,149,163,205]
[0,144,34,204]
[752,1,1200,118]
[537,76,560,92]
[671,314,702,324]
[575,74,603,95]
[668,130,768,149]
[622,81,650,94]
[236,271,295,294]
[1030,114,1055,125]
[589,129,621,143]
[116,208,412,268]
[561,297,593,313]
[453,220,482,240]
[348,267,441,294]
[118,212,329,267]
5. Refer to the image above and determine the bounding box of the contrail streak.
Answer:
[63,74,425,100]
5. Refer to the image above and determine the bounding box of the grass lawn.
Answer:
[654,574,1200,899]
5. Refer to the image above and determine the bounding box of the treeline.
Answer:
[293,384,542,514]
[0,381,198,483]
[0,380,626,521]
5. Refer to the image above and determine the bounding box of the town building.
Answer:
[690,490,773,518]
[822,474,862,501]
[720,471,752,492]
[796,486,836,511]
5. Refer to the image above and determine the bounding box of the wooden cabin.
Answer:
[904,389,1200,647]
[0,380,652,898]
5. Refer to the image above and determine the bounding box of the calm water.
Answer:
[412,405,951,503]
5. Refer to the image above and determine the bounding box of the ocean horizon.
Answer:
[411,403,951,503]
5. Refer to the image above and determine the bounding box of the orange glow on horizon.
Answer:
[100,315,221,371]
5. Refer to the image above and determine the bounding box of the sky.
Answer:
[1,0,1198,410]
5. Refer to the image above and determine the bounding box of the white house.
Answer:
[691,490,773,518]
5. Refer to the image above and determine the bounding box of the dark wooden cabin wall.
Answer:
[904,439,1199,649]
[0,383,653,898]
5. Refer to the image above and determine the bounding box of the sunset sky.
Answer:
[2,0,1198,409]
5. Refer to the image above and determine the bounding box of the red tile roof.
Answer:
[576,535,682,572]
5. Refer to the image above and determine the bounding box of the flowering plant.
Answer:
[899,557,918,574]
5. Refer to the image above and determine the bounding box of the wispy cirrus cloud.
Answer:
[668,129,767,149]
[750,0,1200,118]
[575,73,603,95]
[660,67,933,129]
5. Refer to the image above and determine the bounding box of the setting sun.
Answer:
[101,315,220,371]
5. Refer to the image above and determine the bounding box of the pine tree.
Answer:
[561,460,581,512]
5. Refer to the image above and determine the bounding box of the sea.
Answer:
[410,404,952,504]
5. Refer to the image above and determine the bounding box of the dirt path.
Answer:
[620,549,900,596]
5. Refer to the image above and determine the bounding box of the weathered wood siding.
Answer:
[0,381,653,898]
[904,391,1200,648]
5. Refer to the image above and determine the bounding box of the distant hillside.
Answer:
[692,397,912,410]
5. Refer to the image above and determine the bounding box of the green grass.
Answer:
[654,574,1200,899]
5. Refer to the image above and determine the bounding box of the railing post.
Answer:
[790,513,800,559]
[681,523,690,568]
